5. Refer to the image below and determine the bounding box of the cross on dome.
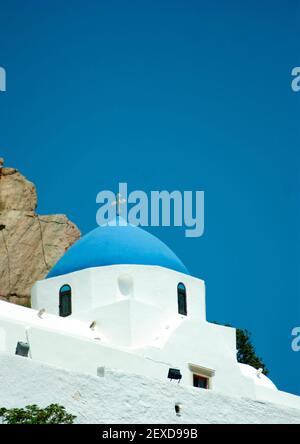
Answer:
[112,193,127,216]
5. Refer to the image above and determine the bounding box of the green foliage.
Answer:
[213,322,269,375]
[236,328,269,375]
[0,403,76,424]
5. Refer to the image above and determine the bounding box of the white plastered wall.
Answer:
[0,264,297,410]
[0,300,300,409]
[31,265,206,348]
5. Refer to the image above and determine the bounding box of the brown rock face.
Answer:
[0,159,81,306]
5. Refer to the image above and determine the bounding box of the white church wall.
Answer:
[0,302,176,380]
[0,320,28,354]
[31,265,206,349]
[0,300,300,409]
[31,268,94,316]
[81,300,134,346]
[0,301,98,353]
[1,352,300,424]
[140,320,256,399]
[255,385,300,410]
[0,327,6,352]
[93,265,206,323]
[129,299,169,348]
[0,300,243,397]
[27,326,166,378]
[79,299,168,347]
[32,265,206,323]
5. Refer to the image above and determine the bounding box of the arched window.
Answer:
[177,283,187,316]
[59,284,72,317]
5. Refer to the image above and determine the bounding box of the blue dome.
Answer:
[47,217,189,278]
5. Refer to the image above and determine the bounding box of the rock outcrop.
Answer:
[0,158,81,306]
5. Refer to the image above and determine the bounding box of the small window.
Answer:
[177,283,187,316]
[189,364,215,390]
[193,374,209,389]
[59,284,72,317]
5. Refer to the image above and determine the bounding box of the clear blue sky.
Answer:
[0,1,299,394]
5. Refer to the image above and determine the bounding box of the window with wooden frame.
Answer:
[189,364,215,390]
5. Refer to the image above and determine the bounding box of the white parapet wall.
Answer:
[0,353,300,424]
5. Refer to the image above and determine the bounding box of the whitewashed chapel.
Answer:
[0,215,299,410]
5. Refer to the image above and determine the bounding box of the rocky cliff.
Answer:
[0,158,81,306]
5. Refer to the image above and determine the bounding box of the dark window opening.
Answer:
[193,374,209,389]
[15,341,30,357]
[167,368,182,382]
[59,284,72,317]
[177,283,187,316]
